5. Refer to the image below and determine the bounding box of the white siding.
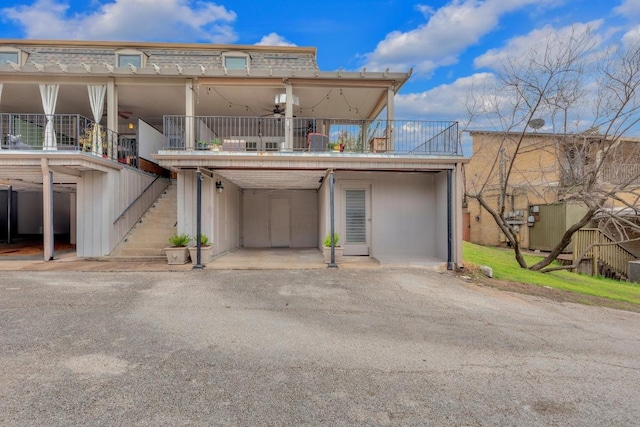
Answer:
[179,172,242,255]
[77,167,164,257]
[243,189,318,248]
[334,171,442,260]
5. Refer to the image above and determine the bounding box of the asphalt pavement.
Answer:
[1,268,639,426]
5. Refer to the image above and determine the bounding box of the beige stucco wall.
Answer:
[465,132,566,249]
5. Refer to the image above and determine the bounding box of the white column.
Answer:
[185,79,195,150]
[41,158,54,261]
[106,78,118,134]
[386,87,395,151]
[285,84,294,151]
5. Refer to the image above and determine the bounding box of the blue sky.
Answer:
[1,0,639,134]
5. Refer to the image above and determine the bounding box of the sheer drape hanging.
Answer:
[39,84,59,150]
[87,85,106,156]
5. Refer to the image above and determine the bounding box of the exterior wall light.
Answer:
[216,180,224,194]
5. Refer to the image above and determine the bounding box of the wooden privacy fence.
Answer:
[573,228,635,279]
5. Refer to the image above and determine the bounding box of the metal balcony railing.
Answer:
[163,116,462,156]
[0,113,137,166]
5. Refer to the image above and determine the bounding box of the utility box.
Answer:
[528,202,588,252]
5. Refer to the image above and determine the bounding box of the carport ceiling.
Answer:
[213,169,327,190]
[0,167,77,192]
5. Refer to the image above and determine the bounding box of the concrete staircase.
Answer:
[109,183,177,260]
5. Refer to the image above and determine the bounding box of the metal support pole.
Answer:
[447,169,453,270]
[328,171,337,268]
[7,185,12,244]
[193,171,204,270]
[46,170,54,261]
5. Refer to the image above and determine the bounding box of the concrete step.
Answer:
[110,182,179,258]
[114,248,168,257]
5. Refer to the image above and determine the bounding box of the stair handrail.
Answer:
[573,228,635,278]
[113,175,168,224]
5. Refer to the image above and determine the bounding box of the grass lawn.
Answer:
[463,241,640,306]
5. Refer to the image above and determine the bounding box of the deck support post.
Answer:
[41,158,54,261]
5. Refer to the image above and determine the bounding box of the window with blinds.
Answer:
[345,189,366,243]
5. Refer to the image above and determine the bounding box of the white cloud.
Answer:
[614,0,640,17]
[255,33,296,47]
[2,0,237,43]
[396,72,496,120]
[622,25,640,45]
[474,21,603,70]
[363,0,558,74]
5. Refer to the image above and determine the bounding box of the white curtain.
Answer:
[87,85,106,156]
[39,84,59,150]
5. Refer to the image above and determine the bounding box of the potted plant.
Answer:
[188,234,215,264]
[196,140,210,150]
[210,138,222,151]
[322,232,343,264]
[164,233,191,264]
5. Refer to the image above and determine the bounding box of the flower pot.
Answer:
[164,246,190,265]
[188,245,214,264]
[323,246,343,264]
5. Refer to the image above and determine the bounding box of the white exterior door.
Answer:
[270,197,291,247]
[343,186,370,256]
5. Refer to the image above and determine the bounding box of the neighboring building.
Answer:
[0,39,468,268]
[464,130,640,254]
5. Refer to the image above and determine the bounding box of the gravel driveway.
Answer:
[1,268,639,426]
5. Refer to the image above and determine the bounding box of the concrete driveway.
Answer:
[1,268,639,426]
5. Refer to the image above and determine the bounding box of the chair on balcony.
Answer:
[3,134,32,150]
[307,133,328,151]
[222,139,246,151]
[369,128,388,153]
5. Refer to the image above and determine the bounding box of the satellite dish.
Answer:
[528,118,545,130]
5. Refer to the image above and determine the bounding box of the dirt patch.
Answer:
[458,266,640,314]
[0,242,76,256]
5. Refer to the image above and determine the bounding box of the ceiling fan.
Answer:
[262,104,285,118]
[262,104,298,118]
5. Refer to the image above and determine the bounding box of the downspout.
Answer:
[193,171,204,270]
[447,169,453,270]
[328,170,337,268]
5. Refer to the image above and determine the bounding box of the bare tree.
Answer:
[465,25,640,273]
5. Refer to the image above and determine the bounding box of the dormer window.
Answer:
[115,49,146,68]
[0,47,26,65]
[222,52,250,72]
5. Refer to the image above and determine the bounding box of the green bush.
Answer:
[323,232,340,247]
[168,233,191,247]
[195,234,210,246]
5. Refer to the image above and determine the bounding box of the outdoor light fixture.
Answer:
[275,93,299,106]
[128,122,135,130]
[215,180,224,194]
